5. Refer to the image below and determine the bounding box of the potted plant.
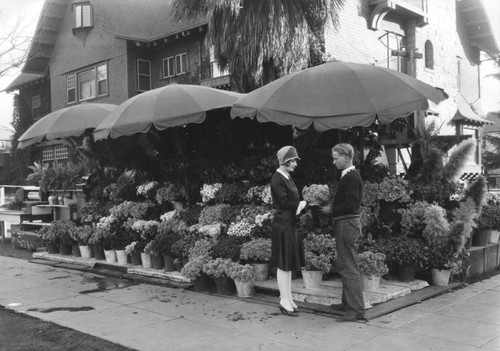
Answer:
[69,225,94,258]
[302,233,336,289]
[142,240,159,269]
[181,256,212,292]
[387,237,430,282]
[476,194,500,245]
[157,219,186,271]
[203,258,236,294]
[89,225,117,263]
[227,263,256,297]
[45,220,76,256]
[38,224,59,254]
[240,238,272,281]
[125,241,142,266]
[357,251,389,290]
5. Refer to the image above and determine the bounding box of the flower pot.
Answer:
[79,245,92,259]
[302,270,323,289]
[115,250,128,265]
[141,253,152,269]
[46,242,59,254]
[150,255,163,270]
[432,268,451,286]
[48,195,58,205]
[193,273,212,292]
[93,246,106,260]
[163,254,175,271]
[361,274,380,290]
[398,264,416,282]
[130,252,142,266]
[59,244,72,256]
[104,249,117,263]
[251,263,270,281]
[174,258,184,272]
[234,279,255,297]
[72,244,81,257]
[488,230,500,244]
[214,276,236,295]
[472,230,490,246]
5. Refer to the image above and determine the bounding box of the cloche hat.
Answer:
[277,146,300,165]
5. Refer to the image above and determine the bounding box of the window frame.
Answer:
[78,67,97,101]
[137,59,152,92]
[162,56,175,78]
[424,40,434,70]
[67,74,77,104]
[32,95,41,119]
[74,2,93,28]
[97,64,108,96]
[175,53,188,75]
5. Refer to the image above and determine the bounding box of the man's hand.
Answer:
[320,204,331,215]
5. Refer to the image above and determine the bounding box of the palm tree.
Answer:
[173,0,344,92]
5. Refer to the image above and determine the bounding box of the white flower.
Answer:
[200,183,223,203]
[160,210,177,222]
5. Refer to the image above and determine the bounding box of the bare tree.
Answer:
[0,10,32,78]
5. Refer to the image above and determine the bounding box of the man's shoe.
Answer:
[330,303,347,312]
[336,313,366,322]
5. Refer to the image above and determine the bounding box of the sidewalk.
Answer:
[1,255,499,351]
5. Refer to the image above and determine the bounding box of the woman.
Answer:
[270,145,307,316]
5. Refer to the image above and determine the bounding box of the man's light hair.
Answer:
[332,143,354,159]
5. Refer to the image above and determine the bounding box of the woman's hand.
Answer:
[296,200,307,215]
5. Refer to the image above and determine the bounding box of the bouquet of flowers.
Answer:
[378,176,412,203]
[181,256,209,280]
[227,219,255,237]
[110,200,154,220]
[302,184,330,205]
[136,181,159,199]
[244,185,266,205]
[68,225,94,246]
[227,263,255,282]
[125,241,138,254]
[240,238,272,263]
[303,233,336,272]
[260,185,272,205]
[198,204,231,225]
[189,222,224,238]
[203,258,236,278]
[131,219,160,241]
[188,239,213,260]
[357,251,389,277]
[155,182,186,204]
[200,183,222,203]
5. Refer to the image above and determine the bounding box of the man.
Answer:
[325,143,365,322]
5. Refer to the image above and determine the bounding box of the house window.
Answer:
[209,47,229,78]
[97,64,107,96]
[162,56,175,78]
[425,40,434,69]
[42,144,69,166]
[137,59,151,91]
[175,53,188,75]
[74,3,93,28]
[78,68,96,101]
[66,63,108,104]
[32,95,41,119]
[0,141,5,149]
[67,75,76,104]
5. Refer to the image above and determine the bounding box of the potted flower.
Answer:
[357,251,389,290]
[157,218,186,271]
[476,193,500,245]
[181,256,212,292]
[386,237,430,282]
[203,258,236,294]
[68,225,94,258]
[142,240,161,269]
[302,184,330,206]
[38,224,59,254]
[44,220,76,256]
[125,241,142,266]
[240,238,272,281]
[428,248,465,286]
[89,226,117,263]
[302,233,336,289]
[227,263,255,297]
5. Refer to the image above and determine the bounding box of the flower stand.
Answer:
[115,250,128,265]
[361,274,380,290]
[302,270,323,289]
[79,245,92,259]
[104,249,117,263]
[163,255,175,271]
[130,252,142,266]
[251,263,270,281]
[431,268,451,286]
[214,276,236,295]
[193,274,212,292]
[141,253,152,269]
[93,247,106,261]
[234,279,254,297]
[397,264,416,282]
[152,255,164,269]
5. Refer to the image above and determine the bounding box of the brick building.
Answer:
[6,0,499,176]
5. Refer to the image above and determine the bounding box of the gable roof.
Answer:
[451,92,493,126]
[4,73,47,93]
[22,0,207,77]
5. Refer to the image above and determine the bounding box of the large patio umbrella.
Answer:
[93,84,244,141]
[230,61,448,132]
[18,103,117,148]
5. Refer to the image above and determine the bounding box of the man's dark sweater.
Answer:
[331,169,363,218]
